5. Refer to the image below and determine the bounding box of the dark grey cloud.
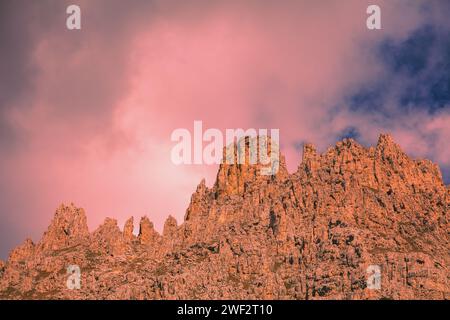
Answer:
[341,19,450,183]
[0,1,40,147]
[0,0,161,149]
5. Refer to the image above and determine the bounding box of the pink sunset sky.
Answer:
[0,0,449,258]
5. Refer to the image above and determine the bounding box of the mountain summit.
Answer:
[0,134,448,299]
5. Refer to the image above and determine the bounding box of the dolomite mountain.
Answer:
[0,134,448,300]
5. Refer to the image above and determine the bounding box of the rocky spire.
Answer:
[92,218,126,256]
[302,143,319,174]
[38,203,89,252]
[376,133,406,161]
[214,136,288,197]
[184,179,209,222]
[138,216,160,245]
[302,143,317,158]
[123,217,135,242]
[163,215,178,238]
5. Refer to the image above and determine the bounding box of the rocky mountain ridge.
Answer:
[0,134,448,299]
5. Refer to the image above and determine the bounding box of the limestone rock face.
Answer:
[0,134,448,300]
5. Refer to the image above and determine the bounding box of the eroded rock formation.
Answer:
[0,134,448,299]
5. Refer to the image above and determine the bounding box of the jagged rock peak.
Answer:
[334,137,362,150]
[301,142,320,174]
[377,133,396,147]
[185,180,210,222]
[376,133,405,156]
[93,218,127,256]
[163,215,178,238]
[196,179,207,193]
[38,203,89,251]
[138,216,160,245]
[123,217,135,241]
[214,136,288,196]
[302,143,317,160]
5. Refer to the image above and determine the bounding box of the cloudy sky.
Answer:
[0,0,449,259]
